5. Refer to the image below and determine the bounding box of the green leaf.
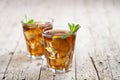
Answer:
[68,23,72,31]
[62,33,71,39]
[69,23,81,33]
[21,15,35,25]
[62,23,81,39]
[26,19,34,24]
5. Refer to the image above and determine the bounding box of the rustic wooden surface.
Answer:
[0,0,120,80]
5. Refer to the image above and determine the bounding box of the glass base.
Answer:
[28,55,45,59]
[48,67,71,74]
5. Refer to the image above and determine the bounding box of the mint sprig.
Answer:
[26,19,34,24]
[68,23,80,33]
[21,15,35,25]
[62,23,81,39]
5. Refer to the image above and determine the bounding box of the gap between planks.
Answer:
[2,36,21,80]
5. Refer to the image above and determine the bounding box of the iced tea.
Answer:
[42,30,76,72]
[23,22,52,59]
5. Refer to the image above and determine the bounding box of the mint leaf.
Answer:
[62,23,81,39]
[21,16,35,25]
[62,33,71,39]
[69,23,81,33]
[26,19,34,24]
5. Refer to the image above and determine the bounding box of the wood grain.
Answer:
[2,37,43,80]
[0,0,120,80]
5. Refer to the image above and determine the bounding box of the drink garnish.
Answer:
[62,23,81,39]
[21,15,35,25]
[53,36,61,39]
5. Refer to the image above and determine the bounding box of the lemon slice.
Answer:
[25,30,35,40]
[52,37,70,57]
[53,35,61,39]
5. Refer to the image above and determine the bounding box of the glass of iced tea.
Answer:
[22,17,53,59]
[42,29,76,73]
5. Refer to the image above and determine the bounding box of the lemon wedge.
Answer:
[51,38,70,57]
[53,36,61,39]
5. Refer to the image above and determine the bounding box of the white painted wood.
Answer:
[74,0,99,80]
[0,0,120,80]
[103,0,120,79]
[84,0,117,80]
[0,51,12,79]
[0,19,21,80]
[2,37,43,80]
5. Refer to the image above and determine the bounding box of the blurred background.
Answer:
[0,0,120,53]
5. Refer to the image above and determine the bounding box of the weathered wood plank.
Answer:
[102,0,120,79]
[75,49,98,80]
[0,22,21,80]
[2,37,43,80]
[74,0,99,79]
[84,0,116,80]
[0,51,13,79]
[0,0,27,79]
[0,0,120,80]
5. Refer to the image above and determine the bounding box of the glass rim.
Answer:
[21,16,54,25]
[42,29,76,38]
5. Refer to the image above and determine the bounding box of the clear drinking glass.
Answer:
[22,17,53,59]
[42,29,76,73]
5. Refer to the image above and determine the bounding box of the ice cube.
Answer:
[25,31,35,40]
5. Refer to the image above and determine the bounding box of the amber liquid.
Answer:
[43,30,76,71]
[23,22,52,57]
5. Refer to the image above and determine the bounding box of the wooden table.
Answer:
[0,0,120,80]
